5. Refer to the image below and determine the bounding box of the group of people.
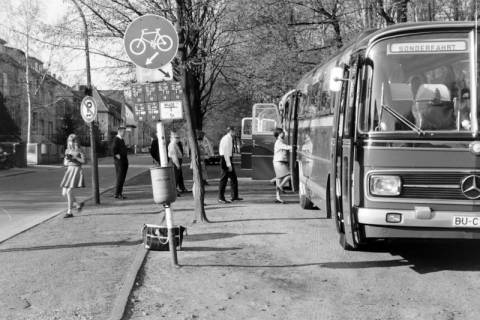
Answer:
[59,124,293,217]
[149,126,242,203]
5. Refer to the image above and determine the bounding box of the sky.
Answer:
[0,0,129,89]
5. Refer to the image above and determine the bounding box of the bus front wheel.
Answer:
[339,232,355,251]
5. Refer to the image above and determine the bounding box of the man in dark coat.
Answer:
[150,136,160,165]
[112,126,129,199]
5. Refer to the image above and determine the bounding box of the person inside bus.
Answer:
[273,128,292,204]
[458,88,471,130]
[412,83,455,130]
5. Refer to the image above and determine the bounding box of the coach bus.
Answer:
[248,103,280,180]
[282,22,480,250]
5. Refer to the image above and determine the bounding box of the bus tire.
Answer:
[339,233,355,251]
[325,176,332,219]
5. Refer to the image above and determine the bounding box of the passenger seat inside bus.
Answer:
[387,82,414,131]
[413,84,455,130]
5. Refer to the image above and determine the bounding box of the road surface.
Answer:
[0,154,154,243]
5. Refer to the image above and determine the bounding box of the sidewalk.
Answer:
[0,171,159,320]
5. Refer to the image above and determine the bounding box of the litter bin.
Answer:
[150,166,177,204]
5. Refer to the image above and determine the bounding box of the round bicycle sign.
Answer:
[80,96,97,123]
[124,14,179,69]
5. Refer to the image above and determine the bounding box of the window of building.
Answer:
[2,73,8,96]
[40,119,45,135]
[48,121,53,138]
[32,112,38,132]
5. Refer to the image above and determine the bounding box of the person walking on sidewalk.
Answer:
[273,128,292,204]
[112,126,129,199]
[60,134,85,218]
[168,131,188,193]
[218,126,242,204]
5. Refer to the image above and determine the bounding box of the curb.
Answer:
[110,244,148,320]
[0,169,149,245]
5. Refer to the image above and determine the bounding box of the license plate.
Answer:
[453,216,480,227]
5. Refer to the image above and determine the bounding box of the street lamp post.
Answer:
[70,0,100,204]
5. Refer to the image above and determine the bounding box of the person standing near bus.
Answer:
[168,131,188,193]
[273,128,292,204]
[218,126,242,203]
[60,134,85,218]
[112,126,129,199]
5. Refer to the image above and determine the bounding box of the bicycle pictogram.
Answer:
[129,28,174,56]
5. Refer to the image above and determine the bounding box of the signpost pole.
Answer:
[72,0,100,204]
[125,14,181,266]
[157,121,178,266]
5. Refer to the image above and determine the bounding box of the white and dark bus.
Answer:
[281,22,480,249]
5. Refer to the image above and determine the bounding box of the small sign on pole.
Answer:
[80,96,97,123]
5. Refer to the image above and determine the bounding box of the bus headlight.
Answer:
[370,175,401,196]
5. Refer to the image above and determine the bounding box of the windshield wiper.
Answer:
[379,104,425,135]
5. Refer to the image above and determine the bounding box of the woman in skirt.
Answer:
[273,128,292,203]
[60,134,86,218]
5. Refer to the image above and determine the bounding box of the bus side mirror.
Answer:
[329,67,348,92]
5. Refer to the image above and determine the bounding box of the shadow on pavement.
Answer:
[180,246,243,252]
[0,239,142,253]
[179,259,410,268]
[211,217,325,223]
[386,239,480,274]
[186,232,286,241]
[80,210,161,217]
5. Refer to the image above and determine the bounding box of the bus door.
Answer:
[332,57,361,249]
[289,92,300,191]
[279,90,299,191]
[240,117,253,169]
[252,103,280,180]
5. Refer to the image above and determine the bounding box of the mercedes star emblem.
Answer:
[461,175,480,199]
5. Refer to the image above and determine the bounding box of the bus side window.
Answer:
[297,93,308,119]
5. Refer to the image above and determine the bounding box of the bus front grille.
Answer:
[400,172,467,200]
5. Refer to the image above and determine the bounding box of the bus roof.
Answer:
[295,21,477,91]
[368,21,477,46]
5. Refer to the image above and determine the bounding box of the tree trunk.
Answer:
[394,0,410,23]
[188,71,203,130]
[176,0,208,223]
[26,29,32,145]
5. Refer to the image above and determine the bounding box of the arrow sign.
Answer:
[135,63,173,82]
[146,52,159,65]
[124,15,179,69]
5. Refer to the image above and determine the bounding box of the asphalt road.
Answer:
[0,154,155,243]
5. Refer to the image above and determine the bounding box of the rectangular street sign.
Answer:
[131,84,145,104]
[147,102,161,120]
[130,81,184,121]
[144,83,158,103]
[134,103,148,121]
[160,101,183,120]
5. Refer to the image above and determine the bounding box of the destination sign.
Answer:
[388,40,467,54]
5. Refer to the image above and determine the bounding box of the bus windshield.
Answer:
[364,32,477,135]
